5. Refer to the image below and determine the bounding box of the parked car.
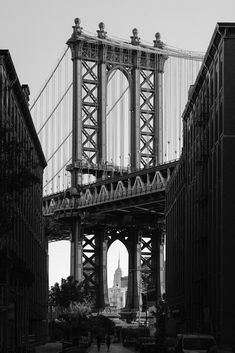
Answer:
[175,334,216,353]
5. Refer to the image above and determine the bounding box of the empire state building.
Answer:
[108,256,128,309]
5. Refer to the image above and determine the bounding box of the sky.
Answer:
[49,240,129,288]
[1,0,235,287]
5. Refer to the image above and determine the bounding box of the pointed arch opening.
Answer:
[106,69,131,168]
[107,239,129,309]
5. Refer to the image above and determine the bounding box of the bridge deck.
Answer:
[44,161,177,241]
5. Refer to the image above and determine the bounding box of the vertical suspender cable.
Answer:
[169,56,172,161]
[120,70,124,167]
[113,71,117,165]
[52,74,55,194]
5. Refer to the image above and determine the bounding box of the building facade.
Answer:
[166,23,235,345]
[0,50,48,351]
[108,259,128,310]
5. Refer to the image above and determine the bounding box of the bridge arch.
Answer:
[107,65,132,83]
[106,68,131,168]
[107,239,129,310]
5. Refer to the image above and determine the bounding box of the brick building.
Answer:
[166,23,235,345]
[0,50,48,351]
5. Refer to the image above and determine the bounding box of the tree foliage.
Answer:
[44,217,71,240]
[49,276,94,309]
[88,315,115,337]
[49,277,116,342]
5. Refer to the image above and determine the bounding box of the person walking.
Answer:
[96,335,101,352]
[105,334,111,352]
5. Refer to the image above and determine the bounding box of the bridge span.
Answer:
[43,160,177,227]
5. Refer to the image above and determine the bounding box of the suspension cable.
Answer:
[43,158,72,189]
[30,47,69,111]
[106,86,129,117]
[37,82,72,134]
[82,29,204,61]
[46,131,72,163]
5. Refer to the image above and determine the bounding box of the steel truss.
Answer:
[67,19,167,183]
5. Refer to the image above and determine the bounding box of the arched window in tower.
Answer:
[107,240,129,309]
[106,69,131,168]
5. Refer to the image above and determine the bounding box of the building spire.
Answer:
[118,252,120,268]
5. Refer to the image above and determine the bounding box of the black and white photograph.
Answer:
[1,0,235,352]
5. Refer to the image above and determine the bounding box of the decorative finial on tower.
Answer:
[131,28,140,45]
[71,18,83,40]
[97,22,107,39]
[153,32,164,49]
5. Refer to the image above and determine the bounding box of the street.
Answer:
[35,341,62,353]
[35,341,136,353]
[87,342,135,353]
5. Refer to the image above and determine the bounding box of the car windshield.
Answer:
[183,338,215,350]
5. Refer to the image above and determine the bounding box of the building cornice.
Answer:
[182,23,235,121]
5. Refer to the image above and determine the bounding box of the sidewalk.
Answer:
[35,341,62,353]
[87,342,135,353]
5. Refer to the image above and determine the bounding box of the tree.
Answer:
[150,297,168,345]
[49,276,94,309]
[88,315,115,339]
[44,217,71,241]
[49,276,95,343]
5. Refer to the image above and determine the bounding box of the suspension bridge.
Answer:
[31,19,204,310]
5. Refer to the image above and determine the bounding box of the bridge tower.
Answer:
[66,19,167,310]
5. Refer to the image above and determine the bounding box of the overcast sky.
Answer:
[1,0,235,287]
[2,0,235,100]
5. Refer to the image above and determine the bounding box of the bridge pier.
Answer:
[151,229,162,302]
[152,228,163,302]
[70,218,83,282]
[126,229,142,311]
[95,227,109,310]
